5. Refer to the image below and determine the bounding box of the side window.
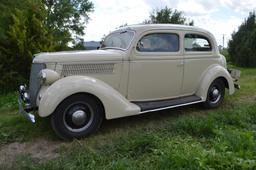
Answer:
[184,34,212,51]
[137,33,179,52]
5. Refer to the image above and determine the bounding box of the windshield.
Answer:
[102,31,134,50]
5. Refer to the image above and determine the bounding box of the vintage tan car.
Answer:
[18,24,240,139]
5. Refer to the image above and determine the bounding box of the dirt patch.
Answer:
[0,138,62,166]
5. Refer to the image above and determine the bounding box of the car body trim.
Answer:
[139,100,203,114]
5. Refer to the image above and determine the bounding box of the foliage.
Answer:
[220,48,231,63]
[144,6,194,25]
[228,11,256,67]
[0,0,56,92]
[0,0,93,93]
[43,0,94,50]
[0,92,18,111]
[1,67,256,169]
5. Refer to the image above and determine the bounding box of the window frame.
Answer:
[101,30,136,51]
[184,33,213,52]
[135,32,180,53]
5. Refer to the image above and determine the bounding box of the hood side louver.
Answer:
[61,63,115,76]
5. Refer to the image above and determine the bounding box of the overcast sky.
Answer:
[84,0,256,47]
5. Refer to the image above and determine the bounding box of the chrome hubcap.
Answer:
[72,110,87,126]
[212,89,219,98]
[63,103,94,133]
[210,87,221,103]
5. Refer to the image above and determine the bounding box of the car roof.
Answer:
[117,24,213,36]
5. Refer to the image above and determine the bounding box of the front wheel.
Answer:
[51,94,104,140]
[203,79,225,109]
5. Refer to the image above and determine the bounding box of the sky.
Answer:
[84,0,256,47]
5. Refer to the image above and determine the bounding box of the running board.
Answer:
[132,95,203,113]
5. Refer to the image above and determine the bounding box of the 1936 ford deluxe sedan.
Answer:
[18,24,240,139]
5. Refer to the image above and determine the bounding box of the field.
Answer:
[0,67,256,170]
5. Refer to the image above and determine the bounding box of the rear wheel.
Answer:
[51,94,104,140]
[203,79,225,109]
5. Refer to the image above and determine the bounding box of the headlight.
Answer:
[38,69,60,85]
[38,71,47,84]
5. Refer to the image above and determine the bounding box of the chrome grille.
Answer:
[29,63,46,107]
[61,63,114,76]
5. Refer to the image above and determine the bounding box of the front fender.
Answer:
[38,76,140,119]
[196,64,235,101]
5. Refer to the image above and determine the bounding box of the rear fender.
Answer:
[196,65,235,101]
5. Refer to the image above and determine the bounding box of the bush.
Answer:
[0,0,94,93]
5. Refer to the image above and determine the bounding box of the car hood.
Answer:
[33,49,125,63]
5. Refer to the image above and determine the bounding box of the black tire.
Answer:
[51,94,104,140]
[203,79,225,109]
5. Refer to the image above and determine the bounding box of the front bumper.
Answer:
[18,85,36,123]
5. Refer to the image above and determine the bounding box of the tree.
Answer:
[0,0,56,92]
[0,0,94,92]
[43,0,94,50]
[228,11,256,67]
[144,6,194,25]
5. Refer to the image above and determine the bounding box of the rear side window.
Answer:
[137,33,179,52]
[184,34,212,51]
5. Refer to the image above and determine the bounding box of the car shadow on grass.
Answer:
[98,103,207,136]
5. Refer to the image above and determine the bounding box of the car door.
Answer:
[127,31,184,101]
[182,32,217,95]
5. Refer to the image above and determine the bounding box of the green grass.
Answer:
[0,92,18,111]
[0,93,56,145]
[1,67,256,170]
